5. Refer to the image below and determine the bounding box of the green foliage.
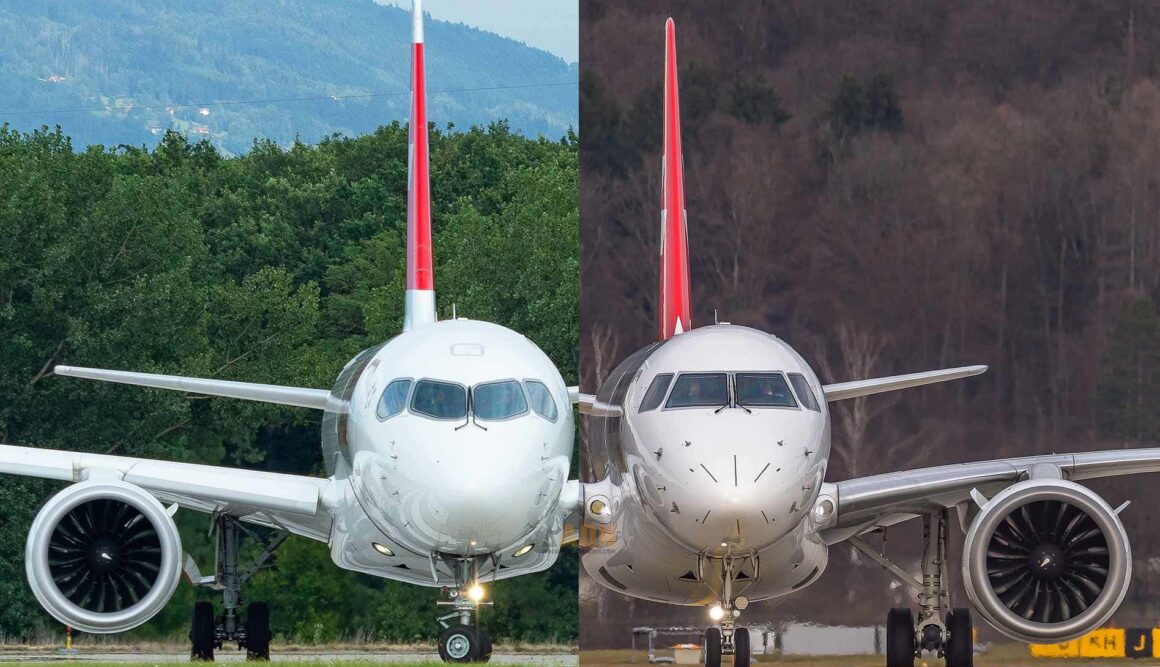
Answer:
[1097,297,1160,442]
[828,73,904,140]
[727,76,792,127]
[0,122,578,642]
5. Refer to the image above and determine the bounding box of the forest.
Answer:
[0,122,578,643]
[579,0,1160,646]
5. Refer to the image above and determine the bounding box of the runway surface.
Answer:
[0,651,576,664]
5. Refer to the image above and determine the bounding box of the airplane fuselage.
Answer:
[324,318,575,586]
[582,324,831,604]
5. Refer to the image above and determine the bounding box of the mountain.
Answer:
[0,0,578,153]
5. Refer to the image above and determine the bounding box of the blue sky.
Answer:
[379,0,578,63]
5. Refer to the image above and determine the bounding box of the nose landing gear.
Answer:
[703,551,753,667]
[436,557,493,663]
[851,509,974,667]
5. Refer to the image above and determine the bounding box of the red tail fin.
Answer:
[658,18,692,340]
[403,0,436,331]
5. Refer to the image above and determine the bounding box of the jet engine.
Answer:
[962,478,1130,643]
[25,480,183,633]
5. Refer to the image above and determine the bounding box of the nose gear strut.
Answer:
[435,555,494,663]
[699,549,757,667]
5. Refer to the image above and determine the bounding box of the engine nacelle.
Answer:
[25,480,183,634]
[962,478,1131,643]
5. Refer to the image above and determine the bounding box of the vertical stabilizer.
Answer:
[404,0,436,331]
[658,18,692,340]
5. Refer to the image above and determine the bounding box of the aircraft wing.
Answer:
[54,366,331,410]
[0,444,334,541]
[822,365,987,402]
[818,448,1160,544]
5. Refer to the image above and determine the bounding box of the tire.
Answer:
[945,608,974,667]
[245,602,271,661]
[704,627,722,667]
[886,607,915,667]
[733,627,750,667]
[477,630,493,663]
[190,601,216,662]
[439,624,481,663]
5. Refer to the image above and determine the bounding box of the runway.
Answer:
[0,651,577,665]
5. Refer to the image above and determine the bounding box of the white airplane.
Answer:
[0,2,578,663]
[577,18,1160,667]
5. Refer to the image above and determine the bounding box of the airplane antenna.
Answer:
[452,303,457,319]
[714,309,719,325]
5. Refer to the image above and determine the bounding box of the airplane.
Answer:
[0,2,578,663]
[576,18,1160,667]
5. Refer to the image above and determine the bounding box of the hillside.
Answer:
[0,0,577,153]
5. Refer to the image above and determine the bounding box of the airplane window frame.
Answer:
[734,372,800,409]
[473,379,530,422]
[638,373,675,413]
[410,378,469,421]
[663,372,731,410]
[376,377,414,421]
[524,379,559,423]
[787,373,821,412]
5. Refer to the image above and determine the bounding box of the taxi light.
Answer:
[468,584,486,602]
[513,543,535,558]
[708,605,725,621]
[371,542,394,557]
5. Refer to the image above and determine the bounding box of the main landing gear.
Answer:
[702,551,754,667]
[186,513,288,662]
[436,556,493,663]
[850,509,973,667]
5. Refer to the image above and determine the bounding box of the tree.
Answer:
[1097,297,1160,442]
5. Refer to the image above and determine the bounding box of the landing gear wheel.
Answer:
[945,608,973,667]
[439,624,482,663]
[245,602,271,661]
[190,601,216,661]
[477,630,493,663]
[704,627,722,667]
[886,607,915,667]
[733,627,750,667]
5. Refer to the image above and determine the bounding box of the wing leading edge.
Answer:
[55,365,331,410]
[822,365,987,402]
[820,448,1160,544]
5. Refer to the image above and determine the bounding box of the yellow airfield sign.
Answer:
[1031,628,1158,659]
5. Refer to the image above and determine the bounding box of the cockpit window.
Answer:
[788,373,820,412]
[665,373,729,408]
[524,380,558,422]
[735,373,798,408]
[376,379,412,420]
[411,380,468,420]
[639,373,674,412]
[473,380,529,421]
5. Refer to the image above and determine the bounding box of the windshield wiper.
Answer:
[454,389,488,431]
[733,400,753,414]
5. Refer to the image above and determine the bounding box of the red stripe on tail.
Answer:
[406,41,434,291]
[658,18,692,340]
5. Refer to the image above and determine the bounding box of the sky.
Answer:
[379,0,578,63]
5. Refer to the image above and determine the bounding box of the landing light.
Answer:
[708,605,725,621]
[371,542,394,557]
[513,543,535,558]
[468,584,486,602]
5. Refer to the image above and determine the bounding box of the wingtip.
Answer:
[969,365,989,375]
[53,365,73,376]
